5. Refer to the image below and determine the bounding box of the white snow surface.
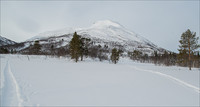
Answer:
[0,54,199,106]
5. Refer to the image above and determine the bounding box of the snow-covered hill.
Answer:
[26,20,166,54]
[79,20,152,44]
[0,36,16,46]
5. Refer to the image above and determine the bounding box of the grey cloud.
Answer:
[16,17,40,33]
[1,1,199,52]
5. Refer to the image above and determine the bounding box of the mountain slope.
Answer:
[79,20,149,43]
[26,20,166,54]
[0,36,16,46]
[28,20,153,45]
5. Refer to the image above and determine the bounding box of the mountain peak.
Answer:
[91,20,122,28]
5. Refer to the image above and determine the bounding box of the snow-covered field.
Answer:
[0,54,199,106]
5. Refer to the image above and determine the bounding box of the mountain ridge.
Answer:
[1,20,168,55]
[0,36,16,46]
[28,20,157,47]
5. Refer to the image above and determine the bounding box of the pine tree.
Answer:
[198,52,200,68]
[153,51,158,65]
[162,51,170,66]
[78,37,91,61]
[0,47,9,53]
[111,48,119,64]
[178,29,199,70]
[33,40,41,54]
[83,38,90,58]
[69,32,81,62]
[51,45,54,55]
[177,49,187,67]
[132,50,142,60]
[80,38,84,61]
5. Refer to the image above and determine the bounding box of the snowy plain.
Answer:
[0,54,199,106]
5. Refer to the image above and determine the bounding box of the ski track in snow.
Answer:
[131,66,200,93]
[1,60,24,106]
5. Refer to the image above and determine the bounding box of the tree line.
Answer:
[1,29,199,70]
[67,29,199,70]
[68,32,120,63]
[68,30,199,70]
[128,29,200,69]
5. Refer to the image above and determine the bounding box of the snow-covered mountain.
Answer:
[79,20,149,44]
[0,36,16,46]
[28,20,153,45]
[26,20,166,54]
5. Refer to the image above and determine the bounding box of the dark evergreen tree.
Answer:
[0,47,9,54]
[69,32,81,62]
[79,37,91,61]
[33,40,41,54]
[51,45,54,55]
[198,52,200,68]
[193,51,200,68]
[141,54,149,63]
[84,38,91,57]
[178,29,199,70]
[153,51,158,65]
[133,50,142,60]
[162,51,170,66]
[177,49,188,67]
[111,48,120,64]
[169,52,177,66]
[11,49,14,54]
[80,38,84,61]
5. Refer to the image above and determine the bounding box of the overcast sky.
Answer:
[1,1,199,52]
